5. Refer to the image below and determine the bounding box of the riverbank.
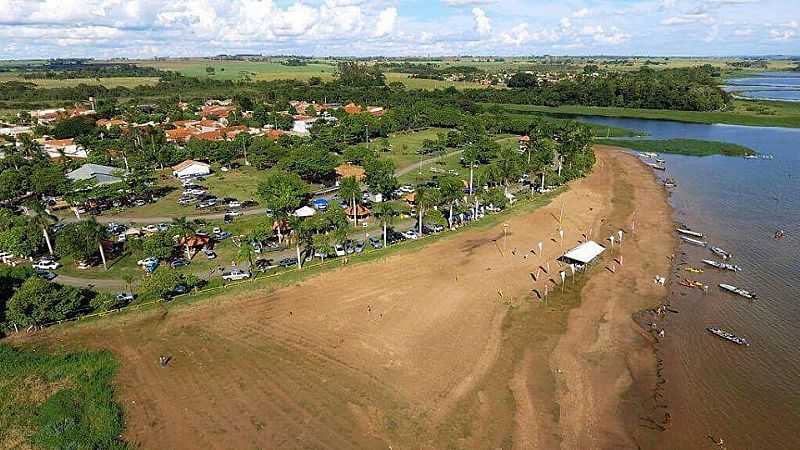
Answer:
[6,147,674,449]
[597,138,755,157]
[490,99,800,128]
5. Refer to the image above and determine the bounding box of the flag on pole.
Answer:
[609,235,615,246]
[560,271,566,283]
[559,229,564,240]
[618,230,623,242]
[538,241,543,254]
[546,261,550,273]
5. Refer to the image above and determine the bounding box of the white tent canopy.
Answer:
[562,241,606,264]
[294,206,317,217]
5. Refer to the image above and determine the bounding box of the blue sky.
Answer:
[0,0,797,59]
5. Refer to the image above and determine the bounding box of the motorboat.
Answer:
[682,236,708,246]
[677,228,704,238]
[710,246,732,260]
[707,327,750,346]
[702,259,742,272]
[719,283,757,300]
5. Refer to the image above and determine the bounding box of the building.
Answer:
[172,160,211,178]
[42,138,87,159]
[67,164,125,185]
[96,118,128,130]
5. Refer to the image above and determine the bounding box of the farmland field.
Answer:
[0,73,160,88]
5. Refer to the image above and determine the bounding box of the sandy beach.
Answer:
[15,146,675,449]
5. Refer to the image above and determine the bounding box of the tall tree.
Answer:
[438,175,463,229]
[26,200,56,256]
[171,216,196,259]
[256,170,310,243]
[337,176,362,224]
[372,201,399,247]
[415,186,441,236]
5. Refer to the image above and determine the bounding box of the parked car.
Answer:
[226,200,241,208]
[354,240,366,253]
[203,249,217,260]
[214,231,232,240]
[402,230,419,240]
[116,292,135,303]
[369,237,383,249]
[142,224,159,234]
[225,209,242,217]
[137,257,159,266]
[36,270,57,281]
[33,260,61,270]
[157,223,170,232]
[172,284,188,295]
[254,258,274,271]
[222,269,251,281]
[334,244,346,257]
[278,257,298,268]
[77,260,93,270]
[170,258,189,268]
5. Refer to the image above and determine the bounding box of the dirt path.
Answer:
[15,147,673,449]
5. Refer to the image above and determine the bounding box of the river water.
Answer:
[582,116,800,449]
[724,72,800,102]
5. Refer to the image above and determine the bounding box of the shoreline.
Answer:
[8,146,676,449]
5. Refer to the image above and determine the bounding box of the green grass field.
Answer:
[0,344,128,449]
[493,99,800,128]
[0,73,160,89]
[597,138,755,157]
[375,127,450,169]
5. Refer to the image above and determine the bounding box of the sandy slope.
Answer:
[16,147,672,449]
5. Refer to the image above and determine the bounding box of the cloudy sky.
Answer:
[0,0,798,59]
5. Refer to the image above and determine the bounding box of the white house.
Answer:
[172,160,211,178]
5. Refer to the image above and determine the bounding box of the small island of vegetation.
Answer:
[597,138,755,157]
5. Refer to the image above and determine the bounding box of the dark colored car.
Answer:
[369,237,383,249]
[170,258,189,268]
[278,257,298,268]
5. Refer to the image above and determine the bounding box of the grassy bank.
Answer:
[597,138,755,157]
[0,345,128,449]
[491,99,800,128]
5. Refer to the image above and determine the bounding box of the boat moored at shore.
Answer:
[682,236,708,246]
[710,246,733,260]
[702,259,742,272]
[677,228,704,238]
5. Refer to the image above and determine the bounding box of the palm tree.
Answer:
[26,200,56,255]
[372,202,398,248]
[415,186,440,236]
[237,235,255,270]
[338,176,361,225]
[171,216,195,259]
[438,176,463,230]
[288,216,317,270]
[85,218,109,270]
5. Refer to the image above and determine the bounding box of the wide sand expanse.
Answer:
[19,147,674,449]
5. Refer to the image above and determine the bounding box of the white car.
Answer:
[227,200,241,208]
[222,269,251,281]
[402,230,419,240]
[142,224,159,234]
[137,257,159,266]
[225,209,242,217]
[33,261,61,270]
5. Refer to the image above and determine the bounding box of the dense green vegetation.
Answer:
[597,138,755,157]
[470,66,730,112]
[0,344,128,449]
[494,99,800,128]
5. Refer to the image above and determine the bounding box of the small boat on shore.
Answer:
[710,246,733,260]
[681,279,707,290]
[648,163,666,171]
[682,236,708,246]
[677,228,704,238]
[656,158,666,164]
[685,267,704,274]
[664,178,678,188]
[707,327,750,346]
[702,259,742,272]
[640,152,658,159]
[719,283,757,300]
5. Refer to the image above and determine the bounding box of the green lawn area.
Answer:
[374,127,450,170]
[596,138,755,157]
[135,59,337,82]
[0,73,160,89]
[0,345,128,449]
[106,165,264,220]
[491,100,800,128]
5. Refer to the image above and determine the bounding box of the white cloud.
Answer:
[472,7,491,35]
[441,0,496,5]
[770,29,797,41]
[662,13,714,25]
[372,7,397,37]
[572,8,590,18]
